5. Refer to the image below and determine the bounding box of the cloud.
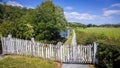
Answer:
[64,12,98,21]
[111,3,120,7]
[65,6,73,10]
[26,6,35,9]
[102,3,120,16]
[102,3,120,11]
[64,11,113,25]
[103,10,120,16]
[6,1,23,7]
[6,1,35,9]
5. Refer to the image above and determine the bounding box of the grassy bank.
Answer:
[64,29,73,45]
[0,55,56,68]
[75,27,120,68]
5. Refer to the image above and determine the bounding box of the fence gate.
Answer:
[61,45,94,63]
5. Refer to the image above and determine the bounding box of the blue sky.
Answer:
[1,0,120,25]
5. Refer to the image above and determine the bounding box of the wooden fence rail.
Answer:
[1,35,98,64]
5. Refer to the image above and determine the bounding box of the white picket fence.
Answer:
[1,35,98,64]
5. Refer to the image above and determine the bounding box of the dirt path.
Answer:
[62,63,89,68]
[62,30,89,68]
[0,54,5,60]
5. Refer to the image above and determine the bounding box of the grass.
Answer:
[75,27,120,45]
[76,27,120,39]
[64,29,73,45]
[89,64,94,68]
[0,55,56,68]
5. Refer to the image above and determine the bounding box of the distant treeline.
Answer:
[68,22,86,28]
[87,24,120,27]
[68,22,120,28]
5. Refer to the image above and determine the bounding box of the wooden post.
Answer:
[7,34,12,54]
[89,45,92,63]
[1,35,12,55]
[60,46,63,61]
[48,46,50,59]
[31,38,35,56]
[93,42,98,64]
[50,44,52,58]
[7,34,12,39]
[41,46,44,58]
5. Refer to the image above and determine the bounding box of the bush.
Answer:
[97,43,120,68]
[76,31,97,45]
[0,40,2,54]
[0,34,2,54]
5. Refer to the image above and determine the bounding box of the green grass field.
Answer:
[75,27,120,45]
[76,27,120,38]
[0,56,56,68]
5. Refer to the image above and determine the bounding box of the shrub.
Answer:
[97,43,120,68]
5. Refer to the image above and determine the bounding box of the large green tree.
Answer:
[34,0,67,43]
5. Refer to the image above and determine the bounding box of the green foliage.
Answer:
[76,27,120,68]
[14,23,34,39]
[0,4,4,23]
[0,0,67,44]
[0,4,27,23]
[98,43,120,68]
[20,9,36,25]
[0,56,56,68]
[0,22,14,37]
[34,0,67,43]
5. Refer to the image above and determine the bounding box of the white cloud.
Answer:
[102,3,120,11]
[6,1,23,7]
[6,1,35,9]
[65,6,73,10]
[64,12,98,20]
[103,10,120,16]
[26,6,35,9]
[111,3,120,7]
[102,3,120,16]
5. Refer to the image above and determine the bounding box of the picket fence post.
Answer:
[93,42,98,64]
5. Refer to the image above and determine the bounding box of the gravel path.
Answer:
[62,63,89,68]
[71,30,77,46]
[62,30,89,68]
[0,54,5,60]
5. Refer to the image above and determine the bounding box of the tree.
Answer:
[0,4,4,24]
[55,6,67,31]
[0,22,14,37]
[34,0,67,43]
[14,23,34,39]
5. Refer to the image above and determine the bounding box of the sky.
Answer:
[1,0,120,25]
